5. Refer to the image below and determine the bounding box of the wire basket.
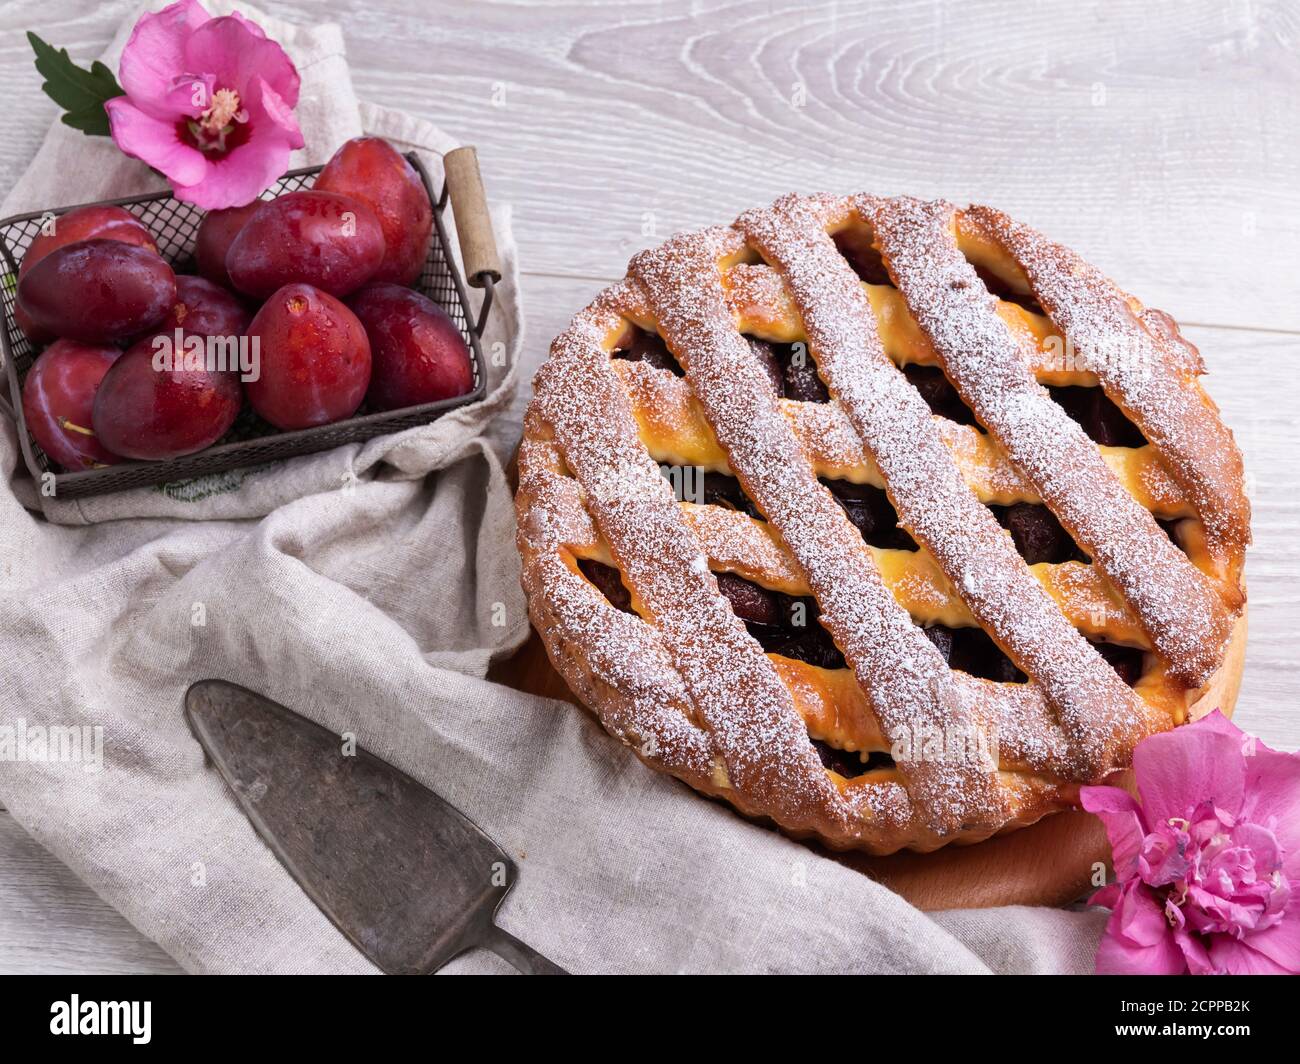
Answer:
[0,153,492,501]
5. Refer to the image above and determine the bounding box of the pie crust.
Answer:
[515,194,1249,854]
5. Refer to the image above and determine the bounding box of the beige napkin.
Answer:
[0,1,1106,973]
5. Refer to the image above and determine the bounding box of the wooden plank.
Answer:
[262,0,1300,330]
[0,1,1295,329]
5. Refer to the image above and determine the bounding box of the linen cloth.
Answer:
[0,1,1107,973]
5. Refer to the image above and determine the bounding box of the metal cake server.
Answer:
[184,679,566,975]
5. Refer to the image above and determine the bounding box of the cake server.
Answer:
[183,679,566,975]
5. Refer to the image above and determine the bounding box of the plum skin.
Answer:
[16,207,159,346]
[91,334,243,460]
[20,205,156,280]
[21,340,123,469]
[244,283,371,430]
[14,302,54,347]
[194,202,260,291]
[314,137,433,286]
[225,190,385,300]
[17,239,176,344]
[157,275,251,339]
[348,283,473,411]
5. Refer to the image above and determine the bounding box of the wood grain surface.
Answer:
[0,0,1296,973]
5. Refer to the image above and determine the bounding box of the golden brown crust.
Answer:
[514,194,1249,855]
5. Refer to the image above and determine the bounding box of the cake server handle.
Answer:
[482,922,570,975]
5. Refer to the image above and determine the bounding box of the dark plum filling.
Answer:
[1048,385,1146,448]
[923,621,1025,683]
[714,571,779,627]
[717,574,847,671]
[822,478,917,551]
[990,502,1090,565]
[901,363,980,427]
[576,559,634,614]
[779,346,831,403]
[1090,641,1145,687]
[612,328,683,376]
[832,229,892,286]
[971,264,1043,314]
[751,338,830,403]
[812,738,895,778]
[700,471,765,521]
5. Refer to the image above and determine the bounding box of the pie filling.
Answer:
[524,195,1249,852]
[574,558,1143,691]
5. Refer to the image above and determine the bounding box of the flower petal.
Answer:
[1080,785,1147,880]
[1133,710,1247,825]
[226,9,268,40]
[1094,883,1187,974]
[105,97,208,188]
[252,78,304,148]
[168,83,297,210]
[1172,926,1215,974]
[1207,933,1297,975]
[1087,882,1122,909]
[117,0,212,119]
[156,72,215,119]
[183,16,300,107]
[1229,902,1300,972]
[1238,740,1300,877]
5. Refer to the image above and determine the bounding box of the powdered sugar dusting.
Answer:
[530,283,849,834]
[741,194,1147,775]
[632,217,1009,835]
[513,189,1246,856]
[967,205,1249,561]
[864,196,1234,689]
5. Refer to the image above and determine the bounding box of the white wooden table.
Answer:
[0,0,1296,974]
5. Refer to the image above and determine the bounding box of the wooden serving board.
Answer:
[492,612,1247,911]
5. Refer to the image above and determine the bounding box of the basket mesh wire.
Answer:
[0,157,486,500]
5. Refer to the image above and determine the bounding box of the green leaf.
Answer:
[28,31,124,137]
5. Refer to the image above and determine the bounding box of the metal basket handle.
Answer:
[443,146,500,337]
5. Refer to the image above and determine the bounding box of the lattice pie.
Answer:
[515,195,1249,854]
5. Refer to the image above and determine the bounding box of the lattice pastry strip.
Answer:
[627,228,1007,834]
[515,193,1249,855]
[569,502,1150,647]
[962,206,1249,563]
[615,359,1194,519]
[859,196,1236,687]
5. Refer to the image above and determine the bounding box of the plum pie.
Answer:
[514,194,1249,854]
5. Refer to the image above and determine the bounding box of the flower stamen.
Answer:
[200,88,243,132]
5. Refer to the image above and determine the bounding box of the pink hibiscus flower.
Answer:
[1082,710,1300,975]
[104,0,303,209]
